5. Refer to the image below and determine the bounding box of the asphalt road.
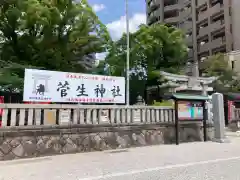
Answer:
[2,136,240,180]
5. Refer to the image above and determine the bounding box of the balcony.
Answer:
[164,4,179,12]
[182,22,192,32]
[198,21,224,38]
[186,35,192,46]
[164,16,179,24]
[180,7,191,19]
[199,42,210,53]
[211,38,226,50]
[150,3,159,11]
[186,62,193,75]
[147,13,158,25]
[188,49,193,59]
[198,10,208,22]
[209,3,224,17]
[184,0,191,6]
[198,26,208,38]
[210,20,224,32]
[197,0,207,7]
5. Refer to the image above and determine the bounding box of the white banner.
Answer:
[23,69,126,104]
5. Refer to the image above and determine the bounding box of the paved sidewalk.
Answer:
[1,137,240,180]
[226,130,240,137]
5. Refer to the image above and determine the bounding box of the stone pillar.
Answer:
[133,95,145,122]
[212,93,230,143]
[135,95,145,106]
[202,84,206,96]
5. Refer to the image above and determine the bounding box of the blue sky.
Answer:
[88,0,146,41]
[88,0,146,24]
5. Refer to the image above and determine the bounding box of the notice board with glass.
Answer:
[177,101,203,120]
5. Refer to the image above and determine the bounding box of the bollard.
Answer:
[212,93,230,143]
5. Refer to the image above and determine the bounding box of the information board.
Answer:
[178,101,203,120]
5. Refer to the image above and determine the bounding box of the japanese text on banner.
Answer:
[23,69,126,104]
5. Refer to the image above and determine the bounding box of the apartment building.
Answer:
[146,0,240,76]
[226,50,240,75]
[76,53,97,71]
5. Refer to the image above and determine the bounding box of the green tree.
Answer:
[201,53,240,92]
[0,61,24,91]
[99,24,187,103]
[91,60,108,75]
[105,24,187,76]
[0,0,111,90]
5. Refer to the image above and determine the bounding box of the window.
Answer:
[232,61,235,70]
[187,17,192,21]
[211,0,223,6]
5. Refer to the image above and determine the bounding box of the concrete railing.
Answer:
[0,104,175,127]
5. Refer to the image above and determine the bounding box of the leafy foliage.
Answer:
[0,0,111,90]
[95,24,187,103]
[201,53,240,92]
[105,24,188,76]
[91,60,108,75]
[0,61,25,91]
[152,100,173,107]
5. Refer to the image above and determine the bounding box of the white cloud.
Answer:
[95,13,146,61]
[96,52,107,60]
[92,4,106,12]
[106,13,146,40]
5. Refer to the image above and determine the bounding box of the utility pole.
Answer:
[191,0,199,77]
[125,0,130,106]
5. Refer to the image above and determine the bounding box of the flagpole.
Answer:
[125,0,130,106]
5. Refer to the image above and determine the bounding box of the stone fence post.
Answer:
[135,95,145,106]
[212,93,229,143]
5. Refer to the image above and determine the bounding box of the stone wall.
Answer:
[0,123,214,161]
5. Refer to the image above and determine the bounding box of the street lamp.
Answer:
[125,0,130,106]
